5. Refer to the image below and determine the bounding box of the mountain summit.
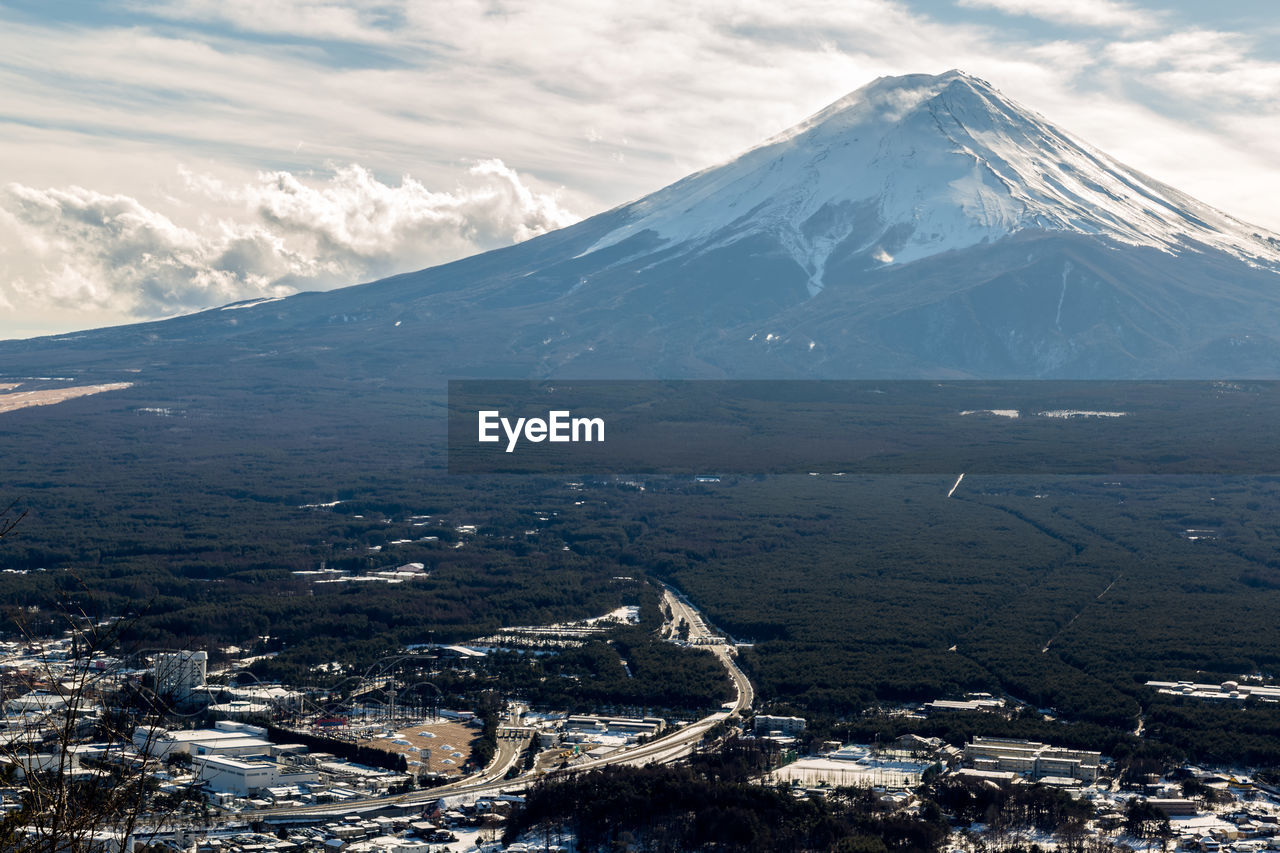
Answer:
[585,70,1280,295]
[7,71,1280,378]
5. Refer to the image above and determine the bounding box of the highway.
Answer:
[657,584,754,714]
[204,732,531,824]
[589,590,753,769]
[207,583,753,824]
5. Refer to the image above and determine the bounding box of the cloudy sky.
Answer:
[2,0,1278,339]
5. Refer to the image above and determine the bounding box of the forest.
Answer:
[4,371,1280,764]
[422,628,734,715]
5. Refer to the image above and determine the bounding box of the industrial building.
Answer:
[194,754,318,796]
[1146,680,1280,703]
[563,715,665,738]
[135,721,273,760]
[962,737,1101,783]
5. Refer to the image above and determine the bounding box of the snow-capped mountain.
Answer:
[585,70,1280,295]
[6,70,1280,379]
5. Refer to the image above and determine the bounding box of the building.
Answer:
[218,684,302,711]
[564,715,665,738]
[154,650,207,700]
[925,696,1005,714]
[194,754,318,796]
[1146,680,1280,704]
[754,715,806,736]
[894,734,944,754]
[4,690,68,716]
[1148,798,1199,817]
[207,700,273,718]
[963,737,1101,783]
[134,722,272,760]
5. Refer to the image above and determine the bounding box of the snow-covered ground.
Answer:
[580,71,1280,295]
[1037,410,1128,419]
[960,409,1021,418]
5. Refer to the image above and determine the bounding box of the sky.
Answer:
[2,0,1278,339]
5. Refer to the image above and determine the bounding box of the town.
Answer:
[6,582,1280,853]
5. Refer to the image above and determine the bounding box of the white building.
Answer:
[563,715,665,738]
[4,744,102,779]
[154,650,207,699]
[195,754,317,796]
[134,723,271,760]
[754,715,806,736]
[925,697,1005,713]
[208,700,273,718]
[215,683,301,713]
[1146,680,1280,703]
[5,690,68,716]
[963,737,1100,783]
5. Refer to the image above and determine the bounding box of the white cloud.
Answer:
[1105,30,1280,105]
[956,0,1158,32]
[1105,30,1240,70]
[132,0,401,44]
[188,160,577,266]
[0,161,577,325]
[3,182,308,316]
[1,1,1280,335]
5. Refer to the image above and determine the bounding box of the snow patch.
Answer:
[959,409,1020,418]
[1036,410,1127,418]
[220,297,284,311]
[1055,261,1071,330]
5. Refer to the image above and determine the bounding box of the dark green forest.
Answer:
[5,374,1280,763]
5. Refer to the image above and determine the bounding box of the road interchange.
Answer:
[203,582,754,825]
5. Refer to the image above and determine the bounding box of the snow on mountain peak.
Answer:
[583,71,1280,295]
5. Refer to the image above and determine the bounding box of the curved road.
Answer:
[206,583,752,824]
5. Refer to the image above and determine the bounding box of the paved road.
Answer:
[210,583,753,823]
[199,731,529,825]
[659,584,753,713]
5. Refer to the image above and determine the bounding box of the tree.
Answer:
[1124,798,1171,842]
[0,499,25,541]
[1059,816,1089,853]
[0,543,202,851]
[1180,777,1221,805]
[836,836,889,853]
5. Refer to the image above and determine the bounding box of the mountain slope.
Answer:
[583,71,1280,291]
[5,70,1280,380]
